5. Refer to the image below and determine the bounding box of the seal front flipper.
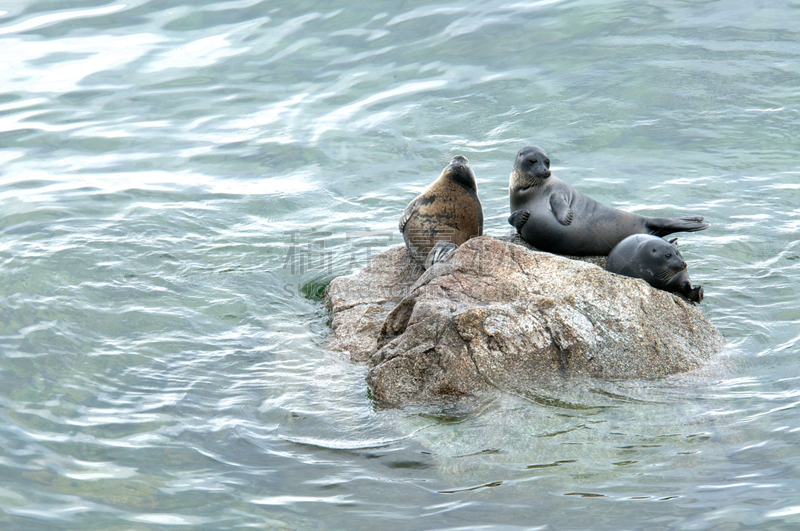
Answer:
[399,197,423,234]
[688,285,704,303]
[508,209,530,233]
[549,193,574,226]
[680,280,704,303]
[645,216,709,237]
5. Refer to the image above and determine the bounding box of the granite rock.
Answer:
[325,237,724,404]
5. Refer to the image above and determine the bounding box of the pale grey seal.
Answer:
[508,145,709,256]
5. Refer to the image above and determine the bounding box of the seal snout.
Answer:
[446,155,471,175]
[665,251,687,272]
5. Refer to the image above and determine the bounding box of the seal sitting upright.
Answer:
[606,234,704,302]
[508,146,709,256]
[400,155,483,268]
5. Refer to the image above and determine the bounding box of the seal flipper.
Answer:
[423,241,457,270]
[688,285,704,303]
[645,216,709,237]
[679,280,704,303]
[508,209,531,233]
[398,200,418,234]
[549,193,574,226]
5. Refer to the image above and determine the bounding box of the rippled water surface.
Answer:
[1,0,799,528]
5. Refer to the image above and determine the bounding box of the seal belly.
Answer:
[520,194,645,256]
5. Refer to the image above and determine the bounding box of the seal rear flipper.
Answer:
[424,241,458,270]
[645,216,709,237]
[508,209,531,232]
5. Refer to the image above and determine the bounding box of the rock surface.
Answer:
[325,236,725,404]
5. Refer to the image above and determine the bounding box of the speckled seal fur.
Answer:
[399,155,483,268]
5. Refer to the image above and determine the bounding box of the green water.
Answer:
[1,0,799,529]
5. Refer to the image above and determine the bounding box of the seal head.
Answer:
[513,145,551,189]
[445,155,478,191]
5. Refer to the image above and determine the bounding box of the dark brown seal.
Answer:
[399,155,483,267]
[606,234,704,302]
[508,145,709,256]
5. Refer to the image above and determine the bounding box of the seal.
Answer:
[508,145,709,256]
[606,234,704,302]
[400,155,483,268]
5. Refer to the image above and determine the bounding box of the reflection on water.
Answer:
[1,0,799,529]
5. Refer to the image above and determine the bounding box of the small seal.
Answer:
[400,155,483,268]
[508,146,709,256]
[606,234,704,302]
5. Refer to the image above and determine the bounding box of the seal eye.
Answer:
[544,158,550,168]
[665,253,671,258]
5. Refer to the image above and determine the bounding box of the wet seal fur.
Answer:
[508,145,709,256]
[399,155,483,268]
[606,234,704,302]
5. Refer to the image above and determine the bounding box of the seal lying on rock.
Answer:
[606,234,704,302]
[400,155,483,268]
[508,146,709,256]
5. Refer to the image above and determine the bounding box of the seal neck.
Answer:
[509,169,545,191]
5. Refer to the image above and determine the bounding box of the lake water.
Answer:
[1,0,799,529]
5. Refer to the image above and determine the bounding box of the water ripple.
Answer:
[1,0,799,528]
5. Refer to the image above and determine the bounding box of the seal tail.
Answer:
[645,216,709,237]
[424,241,458,270]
